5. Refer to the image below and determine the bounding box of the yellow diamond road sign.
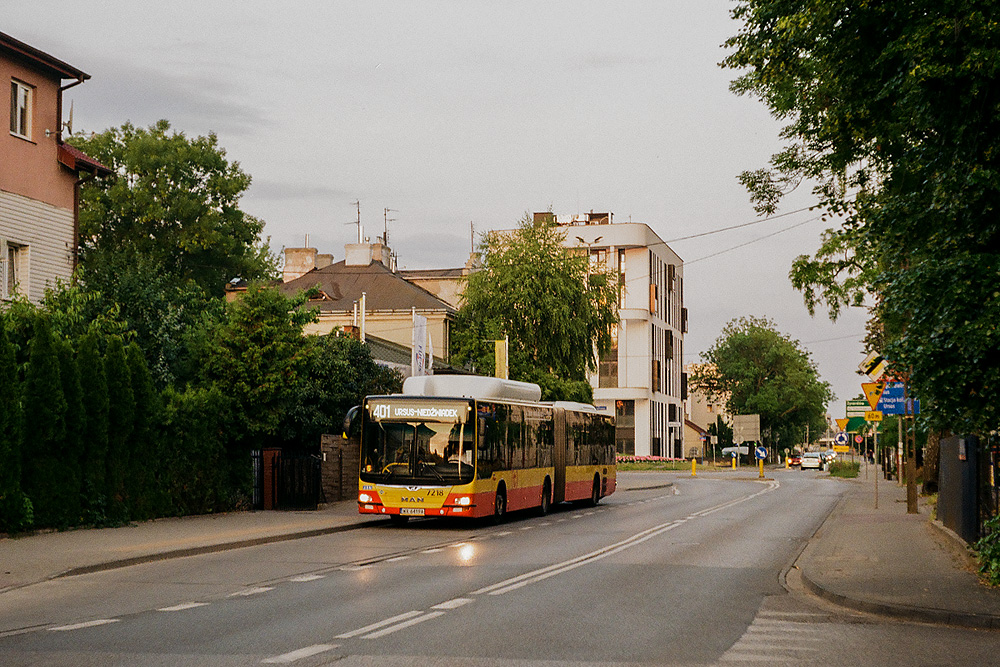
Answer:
[862,382,885,410]
[865,410,883,422]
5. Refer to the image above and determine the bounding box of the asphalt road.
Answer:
[3,471,1000,666]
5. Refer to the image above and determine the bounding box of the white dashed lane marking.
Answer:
[262,643,338,663]
[157,602,209,612]
[49,619,119,631]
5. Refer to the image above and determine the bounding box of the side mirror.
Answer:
[343,405,361,440]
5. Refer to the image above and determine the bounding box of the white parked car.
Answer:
[800,451,823,470]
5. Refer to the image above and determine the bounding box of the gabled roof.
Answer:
[0,31,89,81]
[279,259,456,314]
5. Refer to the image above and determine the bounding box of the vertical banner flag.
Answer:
[411,311,427,377]
[426,332,434,375]
[494,338,508,380]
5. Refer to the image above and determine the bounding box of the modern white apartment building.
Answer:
[543,212,687,458]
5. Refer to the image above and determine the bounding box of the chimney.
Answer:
[283,247,318,282]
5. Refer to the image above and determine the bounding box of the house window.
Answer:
[10,80,32,139]
[1,242,25,299]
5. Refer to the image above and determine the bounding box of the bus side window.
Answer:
[477,416,494,479]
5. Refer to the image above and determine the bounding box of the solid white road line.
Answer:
[288,574,325,582]
[336,611,424,639]
[361,611,445,639]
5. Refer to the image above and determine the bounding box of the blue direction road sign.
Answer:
[835,432,849,446]
[877,382,921,415]
[755,445,768,460]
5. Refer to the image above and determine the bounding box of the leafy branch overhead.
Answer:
[724,2,1000,433]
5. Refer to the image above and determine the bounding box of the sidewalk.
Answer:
[0,500,375,593]
[792,463,1000,629]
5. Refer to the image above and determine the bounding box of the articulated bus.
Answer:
[346,375,616,522]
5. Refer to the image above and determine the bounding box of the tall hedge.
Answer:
[0,319,30,533]
[78,332,110,524]
[126,342,159,520]
[20,317,67,528]
[53,339,84,526]
[105,336,134,522]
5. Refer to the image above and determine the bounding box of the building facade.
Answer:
[546,212,687,458]
[1,32,108,304]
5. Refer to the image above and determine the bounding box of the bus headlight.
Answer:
[457,496,471,506]
[359,493,373,503]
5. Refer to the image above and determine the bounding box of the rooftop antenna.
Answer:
[470,221,475,253]
[345,200,362,243]
[383,208,398,246]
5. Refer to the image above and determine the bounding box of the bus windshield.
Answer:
[360,419,475,485]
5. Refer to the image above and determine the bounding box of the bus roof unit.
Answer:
[402,375,542,402]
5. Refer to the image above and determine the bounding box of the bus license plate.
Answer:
[400,508,424,516]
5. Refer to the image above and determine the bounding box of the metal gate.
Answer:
[253,450,322,510]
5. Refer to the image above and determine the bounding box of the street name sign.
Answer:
[846,399,869,418]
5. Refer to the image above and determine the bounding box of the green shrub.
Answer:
[975,515,1000,586]
[828,460,860,478]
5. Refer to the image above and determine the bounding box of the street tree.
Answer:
[690,317,832,451]
[194,284,317,452]
[69,120,277,297]
[452,214,618,399]
[723,2,1000,433]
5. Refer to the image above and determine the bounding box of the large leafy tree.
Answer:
[723,2,1000,433]
[452,215,619,398]
[690,317,832,450]
[69,120,277,297]
[193,284,317,450]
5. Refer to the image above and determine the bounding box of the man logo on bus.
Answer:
[372,404,391,420]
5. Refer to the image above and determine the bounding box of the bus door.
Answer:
[553,407,567,503]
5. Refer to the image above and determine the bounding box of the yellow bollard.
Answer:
[691,457,697,477]
[759,457,765,479]
[732,455,737,470]
[785,455,790,469]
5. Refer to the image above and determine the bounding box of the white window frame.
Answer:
[1,241,25,300]
[10,79,32,140]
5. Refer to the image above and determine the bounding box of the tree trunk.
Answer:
[922,429,941,494]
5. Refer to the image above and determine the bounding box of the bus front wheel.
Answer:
[492,485,507,524]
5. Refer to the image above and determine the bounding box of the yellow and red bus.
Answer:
[347,375,615,523]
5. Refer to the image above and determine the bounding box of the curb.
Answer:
[798,567,1000,630]
[53,519,381,581]
[790,482,1000,631]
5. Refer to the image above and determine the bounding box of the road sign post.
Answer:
[755,446,767,479]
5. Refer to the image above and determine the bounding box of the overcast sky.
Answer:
[7,1,872,420]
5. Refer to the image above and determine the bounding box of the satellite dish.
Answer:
[62,100,74,135]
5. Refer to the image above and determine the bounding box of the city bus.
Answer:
[345,375,616,522]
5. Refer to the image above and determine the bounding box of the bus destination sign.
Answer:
[368,400,468,423]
